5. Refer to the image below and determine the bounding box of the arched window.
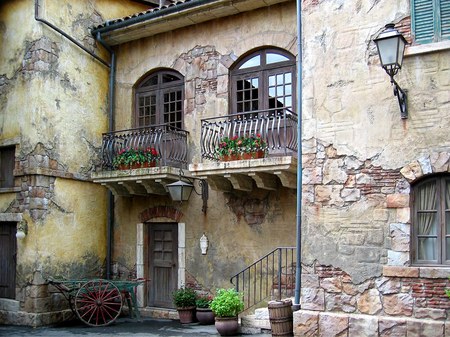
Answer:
[230,48,296,114]
[135,70,184,128]
[412,174,450,265]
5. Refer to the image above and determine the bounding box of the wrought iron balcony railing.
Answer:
[200,109,298,161]
[101,124,189,170]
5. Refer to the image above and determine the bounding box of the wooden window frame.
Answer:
[134,70,184,129]
[230,48,296,115]
[411,175,450,265]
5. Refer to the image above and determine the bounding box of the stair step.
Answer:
[241,313,271,331]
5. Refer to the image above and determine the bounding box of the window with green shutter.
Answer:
[411,0,450,44]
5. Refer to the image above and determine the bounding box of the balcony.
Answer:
[91,124,189,197]
[189,109,298,192]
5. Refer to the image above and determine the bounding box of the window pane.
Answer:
[162,73,180,83]
[447,237,450,260]
[417,213,437,235]
[418,238,436,260]
[240,55,261,69]
[285,73,292,84]
[269,75,275,86]
[266,52,289,64]
[446,180,450,209]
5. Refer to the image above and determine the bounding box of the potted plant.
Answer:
[112,147,159,170]
[172,286,197,324]
[215,134,267,161]
[210,288,244,336]
[195,294,214,325]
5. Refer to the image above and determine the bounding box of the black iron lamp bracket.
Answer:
[390,76,408,119]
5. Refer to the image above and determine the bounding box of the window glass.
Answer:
[413,176,450,264]
[231,48,295,115]
[135,71,184,128]
[239,55,261,69]
[267,53,289,64]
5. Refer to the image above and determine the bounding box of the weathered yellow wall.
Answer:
[0,0,148,291]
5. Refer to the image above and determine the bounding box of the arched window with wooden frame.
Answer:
[411,174,450,265]
[135,70,184,129]
[230,48,296,115]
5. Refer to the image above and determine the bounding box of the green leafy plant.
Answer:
[210,288,244,317]
[196,294,213,308]
[113,147,159,169]
[173,286,197,308]
[215,134,267,159]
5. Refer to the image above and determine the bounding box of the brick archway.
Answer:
[139,206,184,223]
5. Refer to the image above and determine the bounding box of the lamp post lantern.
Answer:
[374,23,408,119]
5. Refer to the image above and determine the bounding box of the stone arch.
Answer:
[400,152,450,183]
[139,206,184,223]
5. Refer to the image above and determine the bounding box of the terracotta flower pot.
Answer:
[215,316,239,336]
[177,306,196,324]
[196,308,215,325]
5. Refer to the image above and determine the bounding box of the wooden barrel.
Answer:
[268,299,293,336]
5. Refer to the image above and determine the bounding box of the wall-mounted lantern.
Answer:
[16,220,28,239]
[166,180,194,202]
[200,233,209,255]
[166,169,209,213]
[373,23,408,119]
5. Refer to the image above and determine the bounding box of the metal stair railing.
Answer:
[230,247,296,311]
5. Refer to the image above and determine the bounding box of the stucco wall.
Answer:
[0,0,147,319]
[111,0,449,291]
[111,2,299,291]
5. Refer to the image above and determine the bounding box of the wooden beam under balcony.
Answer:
[189,156,297,193]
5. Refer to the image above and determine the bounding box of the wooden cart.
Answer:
[49,278,146,327]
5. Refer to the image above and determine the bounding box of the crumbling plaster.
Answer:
[0,0,147,291]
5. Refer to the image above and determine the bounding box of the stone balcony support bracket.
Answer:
[92,166,184,197]
[189,156,297,192]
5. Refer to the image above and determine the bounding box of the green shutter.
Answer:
[440,0,450,39]
[412,0,435,43]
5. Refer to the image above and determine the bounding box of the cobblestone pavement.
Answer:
[0,317,273,337]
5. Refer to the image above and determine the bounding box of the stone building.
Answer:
[1,0,450,335]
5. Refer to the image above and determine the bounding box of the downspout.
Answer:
[294,0,303,310]
[35,0,115,279]
[95,34,116,281]
[34,0,110,68]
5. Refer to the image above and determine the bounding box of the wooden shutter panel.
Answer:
[412,0,435,43]
[441,0,450,39]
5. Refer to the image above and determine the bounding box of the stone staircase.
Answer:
[240,307,272,334]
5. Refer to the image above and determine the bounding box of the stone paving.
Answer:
[0,317,273,337]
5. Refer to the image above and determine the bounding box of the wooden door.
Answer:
[148,223,178,308]
[0,222,16,299]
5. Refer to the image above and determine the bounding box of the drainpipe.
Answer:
[95,34,116,281]
[34,0,110,68]
[293,0,303,311]
[35,0,115,279]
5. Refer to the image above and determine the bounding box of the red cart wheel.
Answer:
[74,279,123,326]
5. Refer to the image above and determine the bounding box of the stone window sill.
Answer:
[0,187,20,194]
[405,40,450,57]
[383,265,450,279]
